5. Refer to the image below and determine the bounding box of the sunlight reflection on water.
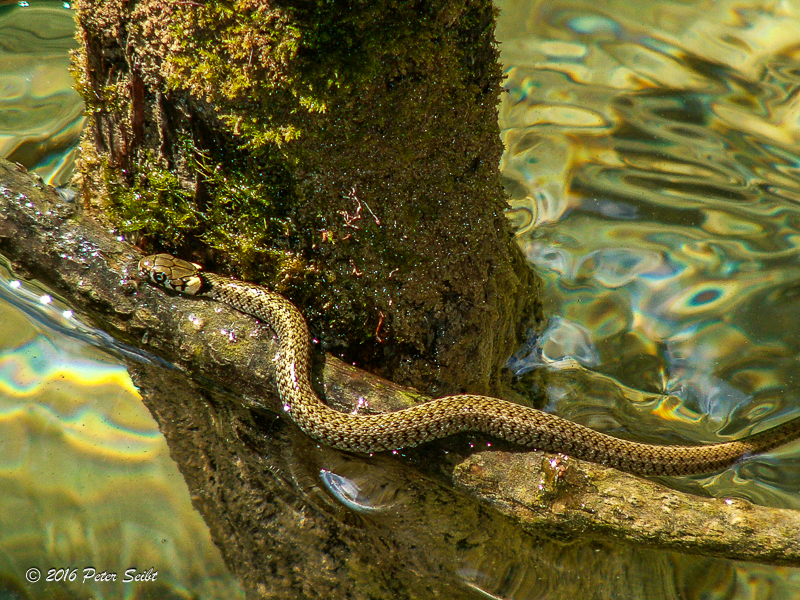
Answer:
[500,0,800,503]
[494,0,800,597]
[0,256,244,599]
[0,1,84,186]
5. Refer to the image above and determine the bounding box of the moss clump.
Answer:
[106,152,198,245]
[105,140,300,284]
[161,2,310,150]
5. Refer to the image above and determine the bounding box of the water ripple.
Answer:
[0,2,84,185]
[499,0,800,513]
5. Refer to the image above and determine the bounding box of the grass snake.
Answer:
[139,254,800,476]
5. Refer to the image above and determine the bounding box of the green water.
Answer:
[0,0,83,186]
[500,0,800,509]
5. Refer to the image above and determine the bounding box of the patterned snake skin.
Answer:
[139,254,800,476]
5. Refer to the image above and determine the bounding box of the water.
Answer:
[499,0,800,510]
[3,0,800,598]
[0,0,83,186]
[0,256,244,598]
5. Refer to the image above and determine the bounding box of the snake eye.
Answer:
[153,272,167,284]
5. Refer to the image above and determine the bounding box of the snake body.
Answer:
[139,254,800,476]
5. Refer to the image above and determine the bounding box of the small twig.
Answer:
[375,311,386,342]
[339,186,381,228]
[358,195,381,226]
[339,187,362,228]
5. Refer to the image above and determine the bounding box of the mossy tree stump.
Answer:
[73,0,540,397]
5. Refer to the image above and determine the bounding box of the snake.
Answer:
[139,253,800,476]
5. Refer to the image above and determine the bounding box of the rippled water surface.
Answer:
[500,0,800,506]
[0,258,244,598]
[0,0,83,185]
[492,0,800,597]
[3,0,800,598]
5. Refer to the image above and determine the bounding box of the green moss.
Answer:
[160,2,316,151]
[155,0,469,155]
[105,141,300,283]
[106,154,198,245]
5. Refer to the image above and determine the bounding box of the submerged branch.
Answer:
[455,450,800,567]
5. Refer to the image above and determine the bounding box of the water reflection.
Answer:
[0,1,84,186]
[0,261,243,598]
[500,0,800,513]
[319,465,401,513]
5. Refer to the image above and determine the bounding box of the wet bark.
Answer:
[3,161,800,600]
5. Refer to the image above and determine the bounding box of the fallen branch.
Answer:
[455,450,800,567]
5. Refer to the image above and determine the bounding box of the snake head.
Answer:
[138,254,204,295]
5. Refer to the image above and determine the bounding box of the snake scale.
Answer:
[139,254,800,476]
